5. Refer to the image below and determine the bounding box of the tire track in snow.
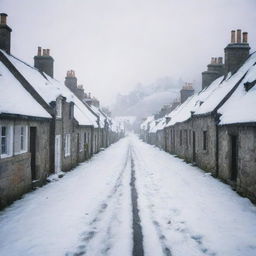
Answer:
[131,145,172,256]
[132,139,216,256]
[66,145,132,256]
[130,155,144,256]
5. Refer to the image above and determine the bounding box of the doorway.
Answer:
[30,127,37,180]
[55,135,61,173]
[230,135,238,181]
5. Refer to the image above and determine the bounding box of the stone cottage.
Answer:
[0,14,54,208]
[0,13,122,209]
[141,29,256,203]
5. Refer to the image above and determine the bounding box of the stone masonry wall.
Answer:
[218,125,256,202]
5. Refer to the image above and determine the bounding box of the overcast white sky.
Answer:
[1,0,256,105]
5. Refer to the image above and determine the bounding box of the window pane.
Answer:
[1,126,6,137]
[1,127,7,154]
[20,127,24,150]
[1,137,7,154]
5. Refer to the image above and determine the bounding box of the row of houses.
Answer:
[140,29,256,203]
[0,13,124,209]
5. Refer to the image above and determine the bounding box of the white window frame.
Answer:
[64,134,71,157]
[56,98,62,119]
[14,125,28,155]
[0,125,13,158]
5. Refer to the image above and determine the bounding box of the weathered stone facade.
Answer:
[0,13,123,210]
[0,117,51,209]
[218,125,256,202]
[140,29,256,203]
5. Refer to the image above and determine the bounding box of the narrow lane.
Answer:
[0,135,256,256]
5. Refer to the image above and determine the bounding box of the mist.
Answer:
[2,0,256,106]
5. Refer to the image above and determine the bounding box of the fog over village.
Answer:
[1,1,256,256]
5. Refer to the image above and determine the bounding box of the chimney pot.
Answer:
[46,49,50,56]
[231,30,236,43]
[218,57,223,64]
[37,46,42,56]
[242,32,248,43]
[237,29,241,43]
[211,57,214,64]
[0,13,7,25]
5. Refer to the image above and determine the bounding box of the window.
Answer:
[69,104,73,119]
[180,130,182,146]
[65,134,71,157]
[14,125,28,154]
[79,133,84,152]
[1,127,7,154]
[1,125,13,158]
[56,99,62,118]
[189,130,192,146]
[203,131,208,151]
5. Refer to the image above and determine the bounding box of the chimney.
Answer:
[0,13,7,24]
[34,47,54,77]
[65,69,78,92]
[37,46,42,56]
[242,32,248,43]
[224,29,250,74]
[231,30,236,43]
[218,57,223,64]
[202,56,224,89]
[0,13,12,54]
[237,29,241,43]
[180,83,194,103]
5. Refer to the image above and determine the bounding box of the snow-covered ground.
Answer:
[1,135,256,256]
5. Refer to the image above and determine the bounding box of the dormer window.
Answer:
[56,98,62,118]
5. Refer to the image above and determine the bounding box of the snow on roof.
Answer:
[150,117,167,133]
[45,74,98,127]
[196,52,256,115]
[165,94,198,127]
[140,115,155,130]
[148,118,159,133]
[90,105,106,128]
[2,51,98,127]
[110,119,124,133]
[164,52,256,128]
[218,63,256,125]
[0,61,51,119]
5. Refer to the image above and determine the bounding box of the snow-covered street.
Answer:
[1,135,256,256]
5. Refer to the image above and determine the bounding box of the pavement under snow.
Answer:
[0,134,256,256]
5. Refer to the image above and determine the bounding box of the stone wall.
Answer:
[164,115,217,175]
[0,152,31,209]
[191,116,217,175]
[0,118,51,209]
[218,125,256,202]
